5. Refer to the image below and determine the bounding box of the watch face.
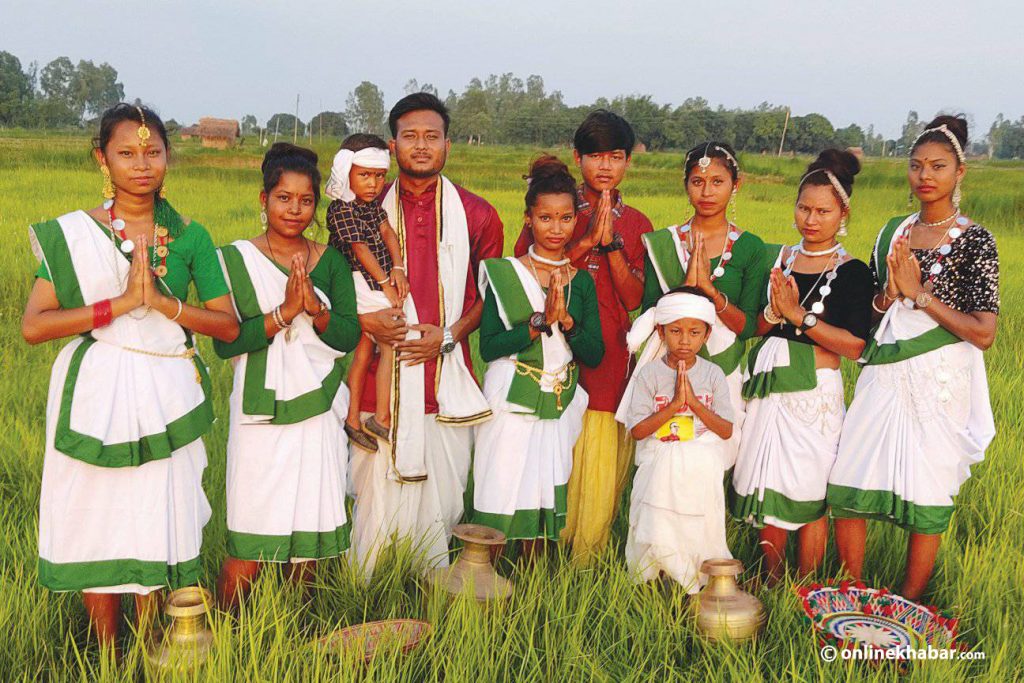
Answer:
[802,313,818,328]
[440,341,456,355]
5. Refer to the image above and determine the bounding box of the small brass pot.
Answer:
[694,559,765,641]
[428,524,512,601]
[146,586,215,670]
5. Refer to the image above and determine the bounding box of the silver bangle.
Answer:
[715,291,729,314]
[170,296,183,322]
[871,295,888,314]
[391,265,405,272]
[763,303,783,325]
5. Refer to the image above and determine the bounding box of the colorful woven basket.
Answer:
[798,581,961,653]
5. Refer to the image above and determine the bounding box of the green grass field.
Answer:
[1,135,1022,681]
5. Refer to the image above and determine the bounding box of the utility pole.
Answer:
[777,107,790,156]
[293,94,300,144]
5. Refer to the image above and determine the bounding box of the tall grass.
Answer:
[1,135,1022,680]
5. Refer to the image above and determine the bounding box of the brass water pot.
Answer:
[428,524,512,601]
[146,586,215,670]
[694,559,765,641]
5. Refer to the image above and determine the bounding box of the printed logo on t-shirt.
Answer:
[652,392,714,441]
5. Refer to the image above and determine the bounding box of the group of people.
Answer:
[22,94,999,649]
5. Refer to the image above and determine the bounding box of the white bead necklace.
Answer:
[528,244,571,267]
[677,221,741,280]
[781,242,846,326]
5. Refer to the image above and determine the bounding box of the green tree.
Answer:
[266,113,305,139]
[241,114,259,135]
[38,56,79,125]
[788,113,836,153]
[0,51,34,126]
[345,81,386,136]
[835,123,865,149]
[309,111,349,138]
[73,60,124,121]
[898,110,923,155]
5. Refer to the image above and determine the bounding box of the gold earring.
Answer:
[101,165,115,200]
[158,184,167,200]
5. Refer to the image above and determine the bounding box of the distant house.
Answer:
[633,141,648,154]
[179,125,199,141]
[847,146,865,160]
[196,117,240,149]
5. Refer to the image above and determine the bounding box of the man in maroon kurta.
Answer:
[351,93,503,573]
[514,110,653,562]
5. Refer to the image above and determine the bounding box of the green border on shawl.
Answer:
[861,325,960,366]
[30,219,85,310]
[38,555,201,592]
[471,485,567,542]
[872,214,913,287]
[643,229,685,291]
[728,486,825,528]
[741,338,817,400]
[826,484,953,535]
[226,524,352,562]
[483,258,578,420]
[220,244,343,425]
[53,337,214,468]
[699,338,745,376]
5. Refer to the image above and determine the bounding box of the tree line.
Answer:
[3,51,1024,159]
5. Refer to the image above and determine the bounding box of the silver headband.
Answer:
[690,143,740,176]
[799,168,850,209]
[913,124,967,165]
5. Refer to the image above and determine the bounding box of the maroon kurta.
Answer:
[514,190,652,412]
[360,179,504,414]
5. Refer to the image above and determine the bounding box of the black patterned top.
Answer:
[869,223,1000,314]
[326,199,392,291]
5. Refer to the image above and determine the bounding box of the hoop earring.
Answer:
[259,208,268,228]
[952,179,962,209]
[101,165,115,200]
[729,188,738,226]
[837,217,848,237]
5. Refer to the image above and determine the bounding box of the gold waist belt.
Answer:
[118,344,201,383]
[513,359,576,411]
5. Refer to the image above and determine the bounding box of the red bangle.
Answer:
[92,299,112,328]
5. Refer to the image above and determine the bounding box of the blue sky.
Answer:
[3,0,1021,138]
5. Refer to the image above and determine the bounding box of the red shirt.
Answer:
[360,179,504,414]
[514,191,652,412]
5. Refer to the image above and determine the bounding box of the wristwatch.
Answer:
[914,291,934,310]
[439,327,457,355]
[597,232,624,253]
[529,312,553,337]
[796,312,818,335]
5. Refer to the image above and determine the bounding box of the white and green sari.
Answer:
[471,258,589,541]
[827,216,996,534]
[218,240,352,561]
[31,210,214,593]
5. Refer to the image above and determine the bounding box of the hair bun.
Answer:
[527,154,571,183]
[262,142,318,174]
[923,114,968,148]
[810,148,860,184]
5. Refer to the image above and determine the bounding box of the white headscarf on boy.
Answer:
[324,147,391,202]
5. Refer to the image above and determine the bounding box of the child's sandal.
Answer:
[363,416,391,444]
[345,423,378,453]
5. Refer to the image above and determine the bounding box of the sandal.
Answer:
[363,416,391,444]
[345,423,377,453]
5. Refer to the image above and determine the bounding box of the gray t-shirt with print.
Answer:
[625,355,734,440]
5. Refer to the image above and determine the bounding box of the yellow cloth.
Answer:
[561,409,635,563]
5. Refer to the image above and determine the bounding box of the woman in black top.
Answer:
[729,149,873,585]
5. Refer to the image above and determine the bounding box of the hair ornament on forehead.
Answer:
[135,105,151,147]
[689,143,740,175]
[914,124,967,165]
[799,168,850,209]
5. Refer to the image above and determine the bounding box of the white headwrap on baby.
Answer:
[324,147,391,201]
[614,292,717,424]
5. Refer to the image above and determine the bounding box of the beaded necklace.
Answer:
[780,242,846,333]
[677,221,741,280]
[103,198,171,277]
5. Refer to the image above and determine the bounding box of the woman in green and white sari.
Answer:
[827,116,998,600]
[640,142,768,468]
[472,156,604,557]
[22,104,239,648]
[215,144,361,608]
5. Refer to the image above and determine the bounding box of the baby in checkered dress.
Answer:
[325,134,408,453]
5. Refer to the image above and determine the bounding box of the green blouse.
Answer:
[480,269,604,368]
[214,245,360,358]
[641,230,768,340]
[35,215,229,303]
